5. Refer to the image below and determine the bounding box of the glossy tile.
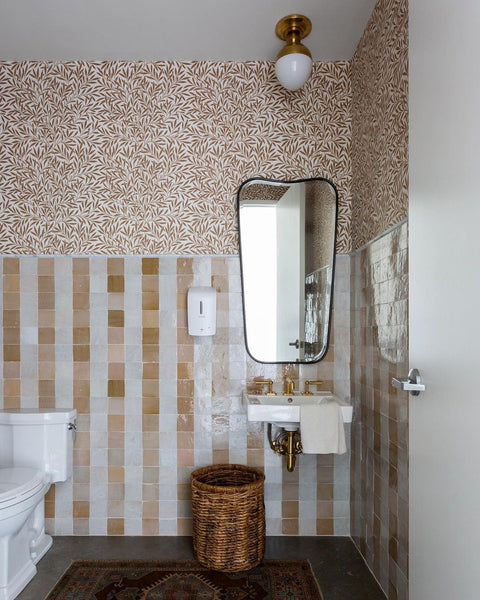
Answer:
[1,255,350,538]
[350,222,408,600]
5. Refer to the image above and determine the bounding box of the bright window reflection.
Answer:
[240,204,277,359]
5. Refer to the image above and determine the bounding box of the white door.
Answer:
[409,1,480,599]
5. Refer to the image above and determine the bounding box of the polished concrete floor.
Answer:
[17,536,387,600]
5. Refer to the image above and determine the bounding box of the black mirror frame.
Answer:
[237,176,339,364]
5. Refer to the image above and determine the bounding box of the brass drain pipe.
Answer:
[267,423,303,472]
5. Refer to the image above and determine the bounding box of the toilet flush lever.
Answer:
[392,368,426,396]
[68,422,77,442]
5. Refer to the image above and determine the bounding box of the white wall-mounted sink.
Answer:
[242,390,353,429]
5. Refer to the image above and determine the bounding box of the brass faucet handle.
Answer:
[283,377,295,395]
[256,379,277,396]
[303,380,324,395]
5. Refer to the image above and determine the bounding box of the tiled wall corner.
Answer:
[332,256,351,536]
[350,222,408,600]
[1,255,350,537]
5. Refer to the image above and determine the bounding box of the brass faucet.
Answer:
[255,379,276,396]
[302,380,324,395]
[283,377,295,395]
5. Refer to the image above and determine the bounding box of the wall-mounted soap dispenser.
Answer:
[187,286,216,336]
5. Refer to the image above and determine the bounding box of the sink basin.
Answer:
[242,390,353,429]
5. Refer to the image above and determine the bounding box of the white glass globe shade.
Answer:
[275,53,312,91]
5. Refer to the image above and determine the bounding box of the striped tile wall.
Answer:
[0,255,350,536]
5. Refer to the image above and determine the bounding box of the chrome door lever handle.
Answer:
[392,368,426,396]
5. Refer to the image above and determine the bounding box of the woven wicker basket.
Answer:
[191,464,265,572]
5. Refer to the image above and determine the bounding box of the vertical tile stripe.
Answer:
[38,258,55,409]
[210,258,230,467]
[72,258,90,535]
[3,258,20,409]
[107,258,125,536]
[176,258,194,536]
[316,455,334,535]
[142,258,159,535]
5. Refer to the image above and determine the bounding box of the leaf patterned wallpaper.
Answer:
[0,61,352,255]
[350,0,408,250]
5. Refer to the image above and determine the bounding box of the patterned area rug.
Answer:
[45,559,323,599]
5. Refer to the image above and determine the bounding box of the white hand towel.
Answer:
[300,400,347,454]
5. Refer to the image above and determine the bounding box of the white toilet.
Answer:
[0,408,76,600]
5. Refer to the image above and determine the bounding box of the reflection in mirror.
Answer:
[238,177,337,363]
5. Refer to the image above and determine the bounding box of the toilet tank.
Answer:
[0,409,77,483]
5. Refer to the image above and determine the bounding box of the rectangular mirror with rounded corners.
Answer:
[237,177,338,363]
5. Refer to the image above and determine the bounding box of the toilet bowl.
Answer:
[0,468,50,600]
[0,409,76,600]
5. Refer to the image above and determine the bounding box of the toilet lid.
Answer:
[0,467,46,507]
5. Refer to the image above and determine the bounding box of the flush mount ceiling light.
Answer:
[275,14,312,91]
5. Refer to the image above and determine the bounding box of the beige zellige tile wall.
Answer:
[350,224,408,600]
[0,255,350,536]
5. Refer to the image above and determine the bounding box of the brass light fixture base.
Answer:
[275,15,312,59]
[275,14,312,41]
